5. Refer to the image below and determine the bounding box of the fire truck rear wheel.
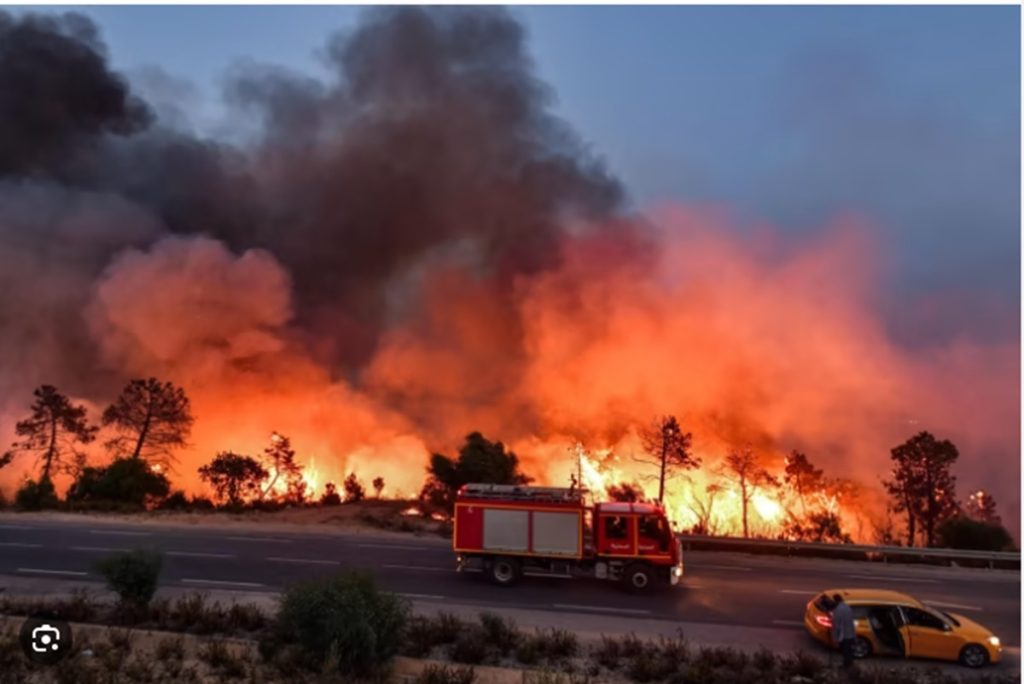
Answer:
[623,563,655,593]
[489,558,521,586]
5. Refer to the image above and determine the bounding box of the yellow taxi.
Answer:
[804,588,1002,668]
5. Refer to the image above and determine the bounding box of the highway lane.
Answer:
[0,517,1019,648]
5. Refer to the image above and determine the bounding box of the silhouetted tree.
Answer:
[320,482,342,506]
[421,432,532,513]
[884,431,959,547]
[722,445,779,538]
[685,483,723,536]
[372,476,385,499]
[605,482,644,502]
[783,451,824,516]
[783,510,852,544]
[3,385,97,482]
[103,378,193,466]
[635,415,699,503]
[344,473,365,502]
[198,452,267,508]
[260,433,305,503]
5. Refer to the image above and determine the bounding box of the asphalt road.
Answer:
[0,516,1019,651]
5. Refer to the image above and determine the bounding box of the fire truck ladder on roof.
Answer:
[460,483,587,504]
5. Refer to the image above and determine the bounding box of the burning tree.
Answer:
[344,473,365,502]
[722,445,779,538]
[198,452,268,508]
[783,451,823,516]
[3,385,97,483]
[260,432,305,504]
[964,489,1001,525]
[635,415,699,503]
[421,432,531,513]
[685,483,723,535]
[883,431,959,547]
[102,378,193,466]
[605,482,645,502]
[372,476,385,498]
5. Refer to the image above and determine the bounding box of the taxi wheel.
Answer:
[851,637,873,660]
[959,644,989,668]
[488,557,521,587]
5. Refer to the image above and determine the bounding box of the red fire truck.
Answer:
[453,483,684,592]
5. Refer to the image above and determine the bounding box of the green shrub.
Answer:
[275,570,409,676]
[515,633,542,665]
[402,615,438,658]
[938,516,1015,551]
[67,459,170,509]
[592,634,621,670]
[417,664,477,684]
[94,549,163,607]
[479,612,520,655]
[449,627,489,665]
[434,611,466,644]
[541,628,578,660]
[15,477,59,510]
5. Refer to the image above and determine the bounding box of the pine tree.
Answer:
[3,385,97,482]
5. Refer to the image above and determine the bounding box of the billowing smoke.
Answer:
[0,8,1016,534]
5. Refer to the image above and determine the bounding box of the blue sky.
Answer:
[37,5,1022,345]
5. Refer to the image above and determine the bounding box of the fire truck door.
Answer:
[637,515,670,555]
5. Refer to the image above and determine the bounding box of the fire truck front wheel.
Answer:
[488,557,522,586]
[623,563,655,593]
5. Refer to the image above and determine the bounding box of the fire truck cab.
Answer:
[454,484,684,592]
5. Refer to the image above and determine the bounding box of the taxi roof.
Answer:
[822,588,923,607]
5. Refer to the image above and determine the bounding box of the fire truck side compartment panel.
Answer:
[483,509,530,552]
[531,511,582,556]
[455,504,484,550]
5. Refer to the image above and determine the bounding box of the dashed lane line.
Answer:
[554,604,652,616]
[71,546,130,553]
[846,574,939,584]
[266,557,340,566]
[0,542,42,548]
[358,543,432,551]
[383,564,450,573]
[182,579,265,588]
[398,593,446,600]
[89,530,152,537]
[0,525,33,530]
[226,536,291,544]
[694,565,752,572]
[17,568,88,577]
[167,551,236,559]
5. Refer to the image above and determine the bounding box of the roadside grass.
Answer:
[0,593,1018,684]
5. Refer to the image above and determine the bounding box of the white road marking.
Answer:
[772,620,807,627]
[71,546,130,553]
[89,530,151,537]
[779,590,816,595]
[18,568,87,576]
[357,543,429,551]
[0,542,42,548]
[226,536,291,543]
[846,574,939,584]
[182,578,264,588]
[383,564,449,573]
[0,524,33,530]
[696,564,752,572]
[399,593,446,600]
[554,604,652,616]
[167,551,236,559]
[924,600,983,613]
[267,557,340,566]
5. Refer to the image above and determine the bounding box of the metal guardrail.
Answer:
[678,534,1020,568]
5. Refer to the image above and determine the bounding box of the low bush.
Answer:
[275,570,409,676]
[434,611,466,644]
[94,549,163,608]
[402,615,438,658]
[198,639,246,679]
[417,663,477,684]
[541,628,579,660]
[15,477,59,510]
[449,627,490,665]
[479,612,520,655]
[515,633,542,665]
[157,490,190,510]
[66,458,170,510]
